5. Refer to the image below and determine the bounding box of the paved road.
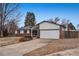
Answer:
[0,39,52,56]
[47,47,79,56]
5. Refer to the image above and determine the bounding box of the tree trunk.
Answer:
[0,13,3,37]
[0,30,3,37]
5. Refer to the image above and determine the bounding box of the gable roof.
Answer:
[37,21,60,25]
[18,26,32,30]
[37,21,65,28]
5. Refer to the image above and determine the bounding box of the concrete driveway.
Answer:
[0,39,52,56]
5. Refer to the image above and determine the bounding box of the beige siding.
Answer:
[39,22,60,29]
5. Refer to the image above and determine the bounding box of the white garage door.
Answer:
[40,30,59,39]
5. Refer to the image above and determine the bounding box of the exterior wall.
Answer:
[36,25,40,38]
[60,26,65,39]
[15,29,31,37]
[39,22,60,30]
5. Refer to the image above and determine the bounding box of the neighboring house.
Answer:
[15,26,32,36]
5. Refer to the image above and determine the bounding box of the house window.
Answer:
[15,31,17,34]
[27,30,30,34]
[20,30,24,34]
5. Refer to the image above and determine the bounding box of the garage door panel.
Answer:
[40,30,59,39]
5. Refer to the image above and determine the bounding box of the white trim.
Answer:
[63,30,79,31]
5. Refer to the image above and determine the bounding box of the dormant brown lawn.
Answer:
[0,37,22,47]
[24,38,79,56]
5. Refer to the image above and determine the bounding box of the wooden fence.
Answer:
[61,30,79,39]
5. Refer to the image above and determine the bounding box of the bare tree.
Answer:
[61,19,66,25]
[7,19,18,35]
[61,19,70,31]
[48,18,53,22]
[7,12,22,35]
[0,3,21,37]
[48,17,60,23]
[61,19,70,25]
[53,17,60,23]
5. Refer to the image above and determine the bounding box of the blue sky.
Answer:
[19,3,79,28]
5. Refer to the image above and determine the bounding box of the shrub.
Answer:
[19,36,33,42]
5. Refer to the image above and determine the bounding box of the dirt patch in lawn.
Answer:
[23,38,79,56]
